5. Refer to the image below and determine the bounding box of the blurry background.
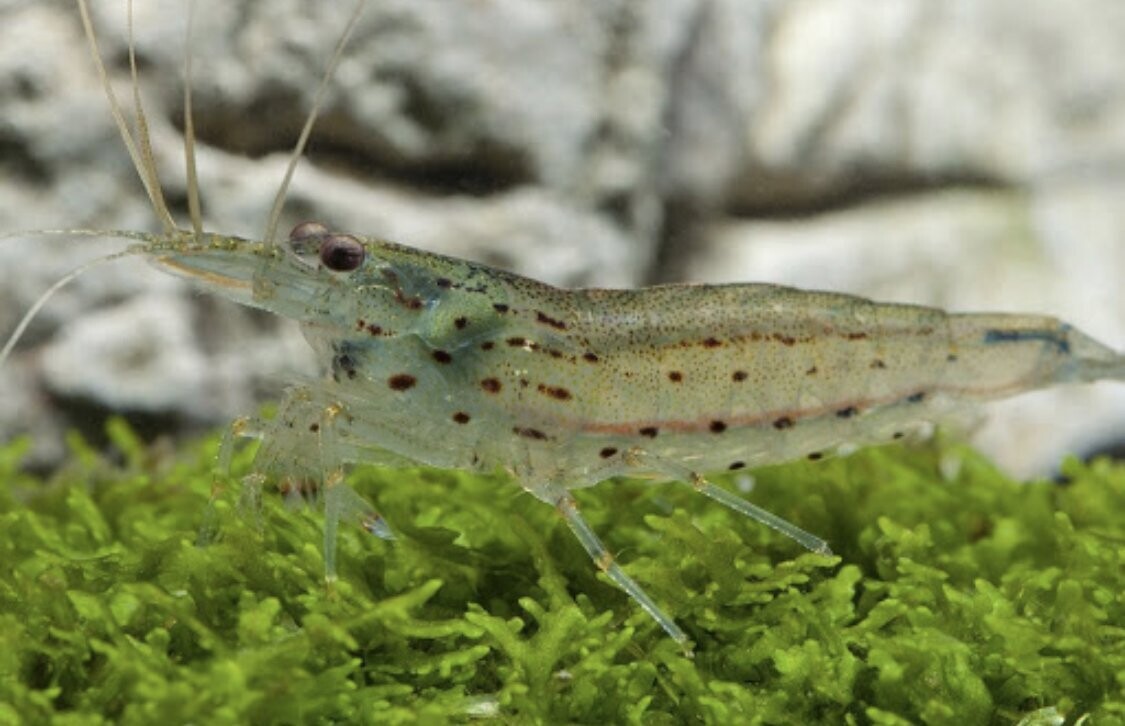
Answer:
[1,0,1123,476]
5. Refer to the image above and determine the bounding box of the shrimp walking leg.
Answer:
[550,490,692,654]
[626,449,832,555]
[313,401,393,581]
[205,388,394,577]
[198,415,263,545]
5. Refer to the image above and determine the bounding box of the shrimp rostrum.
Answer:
[6,1,1124,652]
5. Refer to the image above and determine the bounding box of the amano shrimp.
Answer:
[4,0,1125,653]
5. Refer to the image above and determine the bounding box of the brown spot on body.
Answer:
[906,391,926,403]
[946,353,959,362]
[492,303,510,313]
[599,447,618,459]
[846,332,868,340]
[535,311,568,330]
[583,352,600,363]
[702,337,723,348]
[309,423,320,433]
[436,277,453,288]
[639,426,659,438]
[388,374,417,391]
[538,384,572,401]
[870,359,887,370]
[452,411,471,424]
[773,416,794,430]
[432,350,453,364]
[892,431,905,440]
[808,451,824,461]
[454,317,469,329]
[773,333,797,346]
[805,366,818,376]
[481,341,495,351]
[668,371,683,383]
[728,461,746,471]
[513,426,548,441]
[836,406,858,419]
[481,378,502,393]
[732,370,748,382]
[366,323,383,336]
[710,420,727,434]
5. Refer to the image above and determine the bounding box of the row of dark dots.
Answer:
[661,368,754,384]
[355,318,387,337]
[596,428,912,474]
[655,348,961,389]
[590,448,814,472]
[471,374,574,402]
[593,446,746,473]
[537,383,573,401]
[668,325,954,351]
[487,299,569,332]
[622,388,929,441]
[426,343,574,403]
[475,334,600,365]
[432,276,495,296]
[660,361,838,388]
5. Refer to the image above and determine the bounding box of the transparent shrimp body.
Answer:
[145,222,1124,651]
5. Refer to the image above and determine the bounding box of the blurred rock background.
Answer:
[1,0,1123,476]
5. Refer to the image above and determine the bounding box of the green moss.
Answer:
[0,419,1122,724]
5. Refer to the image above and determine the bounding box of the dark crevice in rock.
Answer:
[0,134,52,186]
[648,195,709,285]
[168,93,534,198]
[724,171,1012,220]
[44,393,189,468]
[1080,437,1125,465]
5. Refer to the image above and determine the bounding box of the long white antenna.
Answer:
[263,0,367,246]
[75,0,178,234]
[1,247,141,367]
[183,0,204,237]
[125,0,175,234]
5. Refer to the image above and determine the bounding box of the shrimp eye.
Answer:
[289,221,329,241]
[319,235,365,272]
[287,221,330,257]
